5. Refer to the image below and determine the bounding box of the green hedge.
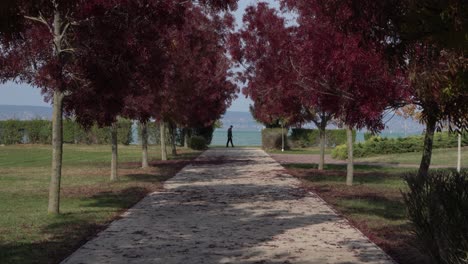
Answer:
[189,136,207,150]
[332,132,468,159]
[262,128,289,150]
[25,120,52,144]
[403,170,468,264]
[0,119,133,145]
[0,120,27,144]
[191,126,215,146]
[290,128,356,148]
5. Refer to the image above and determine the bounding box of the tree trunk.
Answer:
[48,90,64,214]
[110,122,118,181]
[48,10,65,215]
[418,116,437,177]
[281,123,285,152]
[318,125,326,170]
[141,122,149,168]
[170,122,177,156]
[346,126,354,186]
[184,129,190,148]
[457,133,461,173]
[160,121,167,161]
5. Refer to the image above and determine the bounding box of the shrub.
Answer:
[290,128,356,148]
[332,132,468,160]
[403,170,468,264]
[189,136,207,150]
[262,128,289,150]
[331,144,348,159]
[191,126,215,145]
[363,132,374,141]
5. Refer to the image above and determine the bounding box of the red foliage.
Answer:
[155,4,238,128]
[232,2,407,131]
[1,0,239,128]
[230,3,306,126]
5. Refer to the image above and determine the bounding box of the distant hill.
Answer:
[0,105,424,134]
[220,110,425,134]
[0,105,52,120]
[220,111,263,131]
[381,114,425,134]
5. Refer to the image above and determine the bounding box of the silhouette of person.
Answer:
[226,125,234,147]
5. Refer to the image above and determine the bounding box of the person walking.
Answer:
[226,125,234,147]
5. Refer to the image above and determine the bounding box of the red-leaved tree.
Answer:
[233,2,407,184]
[0,0,239,214]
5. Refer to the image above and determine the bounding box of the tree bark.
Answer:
[346,126,354,186]
[418,116,437,177]
[141,122,149,168]
[48,90,64,214]
[110,122,118,181]
[160,121,167,161]
[318,125,326,170]
[457,133,461,173]
[170,122,177,156]
[281,123,285,152]
[184,128,190,148]
[48,9,65,215]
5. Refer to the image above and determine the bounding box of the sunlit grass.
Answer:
[0,144,200,264]
[355,147,467,167]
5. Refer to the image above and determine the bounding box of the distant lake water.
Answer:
[211,129,423,147]
[211,129,262,146]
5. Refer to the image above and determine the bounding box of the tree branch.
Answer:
[24,14,53,34]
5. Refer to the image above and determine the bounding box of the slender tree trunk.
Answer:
[110,122,118,181]
[281,123,285,152]
[141,122,149,168]
[48,90,64,214]
[457,133,461,173]
[318,125,326,170]
[346,126,354,186]
[48,10,65,215]
[170,122,177,156]
[160,121,167,161]
[184,128,190,148]
[418,116,437,177]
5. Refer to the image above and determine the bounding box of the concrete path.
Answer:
[62,148,395,264]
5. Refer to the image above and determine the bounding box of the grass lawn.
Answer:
[268,147,332,155]
[0,144,200,264]
[355,147,467,167]
[282,163,431,264]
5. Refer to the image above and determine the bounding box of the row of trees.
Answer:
[0,0,239,214]
[230,0,467,184]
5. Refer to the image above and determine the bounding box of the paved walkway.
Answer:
[62,148,395,264]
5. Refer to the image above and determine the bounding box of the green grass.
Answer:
[284,163,409,190]
[0,144,200,264]
[268,147,332,155]
[355,147,467,167]
[283,163,427,264]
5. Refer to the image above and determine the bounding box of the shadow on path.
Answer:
[60,148,395,264]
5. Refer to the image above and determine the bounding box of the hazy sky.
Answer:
[0,0,280,112]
